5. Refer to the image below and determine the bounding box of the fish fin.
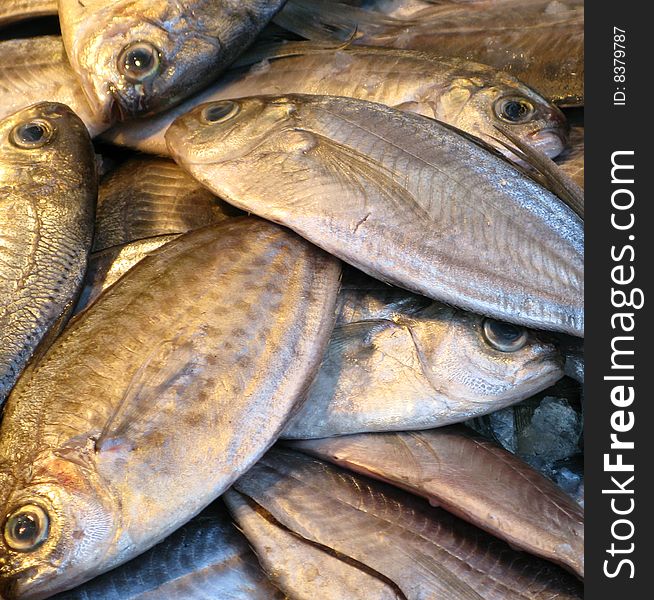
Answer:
[329,319,399,353]
[94,336,197,454]
[493,124,584,219]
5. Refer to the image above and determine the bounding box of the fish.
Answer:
[50,502,284,599]
[0,37,105,137]
[556,125,584,190]
[57,0,289,122]
[0,0,57,27]
[0,101,97,405]
[231,448,584,599]
[288,426,584,577]
[0,217,341,599]
[93,156,241,251]
[282,267,563,438]
[275,0,584,106]
[103,41,568,159]
[224,491,402,599]
[73,235,181,315]
[166,94,584,336]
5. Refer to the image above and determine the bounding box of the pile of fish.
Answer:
[0,1,584,598]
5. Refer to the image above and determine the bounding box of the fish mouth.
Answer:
[529,128,567,159]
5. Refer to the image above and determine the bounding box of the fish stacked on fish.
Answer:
[0,1,583,598]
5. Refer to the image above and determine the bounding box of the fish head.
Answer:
[0,102,93,175]
[59,0,236,122]
[438,69,569,160]
[166,96,303,168]
[415,307,564,410]
[0,452,119,599]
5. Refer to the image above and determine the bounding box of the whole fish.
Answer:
[288,426,584,577]
[50,502,284,599]
[0,102,96,405]
[57,0,288,122]
[556,125,584,190]
[0,37,104,137]
[232,448,583,599]
[73,235,181,315]
[283,268,563,438]
[0,0,57,27]
[275,0,584,106]
[224,491,402,599]
[93,157,241,251]
[104,42,568,159]
[0,218,341,599]
[166,94,584,335]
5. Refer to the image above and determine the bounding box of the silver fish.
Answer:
[283,268,563,438]
[166,94,584,335]
[58,0,288,121]
[0,0,57,27]
[556,125,584,190]
[0,102,97,404]
[93,156,241,251]
[232,448,583,599]
[50,502,284,599]
[0,218,340,599]
[103,41,568,159]
[289,426,585,577]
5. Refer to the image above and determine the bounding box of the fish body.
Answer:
[0,37,104,137]
[283,268,563,438]
[225,491,402,599]
[58,0,288,121]
[289,427,585,577]
[276,0,584,105]
[93,157,241,251]
[233,448,583,599]
[104,42,568,159]
[167,94,584,335]
[0,102,97,404]
[0,0,57,27]
[556,125,584,190]
[0,218,340,599]
[50,503,284,599]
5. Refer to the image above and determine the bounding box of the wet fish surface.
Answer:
[275,0,584,106]
[0,37,104,136]
[556,125,584,190]
[0,218,341,599]
[50,502,284,599]
[0,0,57,27]
[289,426,584,577]
[93,156,241,251]
[58,0,289,122]
[232,448,584,599]
[104,41,568,159]
[73,235,181,315]
[283,268,563,438]
[0,102,97,405]
[167,94,584,335]
[225,491,402,599]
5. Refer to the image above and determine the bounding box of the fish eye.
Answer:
[10,119,55,149]
[201,101,240,124]
[482,319,528,352]
[495,97,534,123]
[3,505,50,552]
[118,41,161,82]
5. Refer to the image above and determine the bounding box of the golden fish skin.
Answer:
[166,94,584,336]
[224,491,403,600]
[58,0,288,122]
[93,156,241,251]
[0,102,97,405]
[289,426,584,578]
[0,0,57,27]
[0,37,105,137]
[233,448,584,599]
[276,0,584,106]
[0,218,341,599]
[103,42,568,160]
